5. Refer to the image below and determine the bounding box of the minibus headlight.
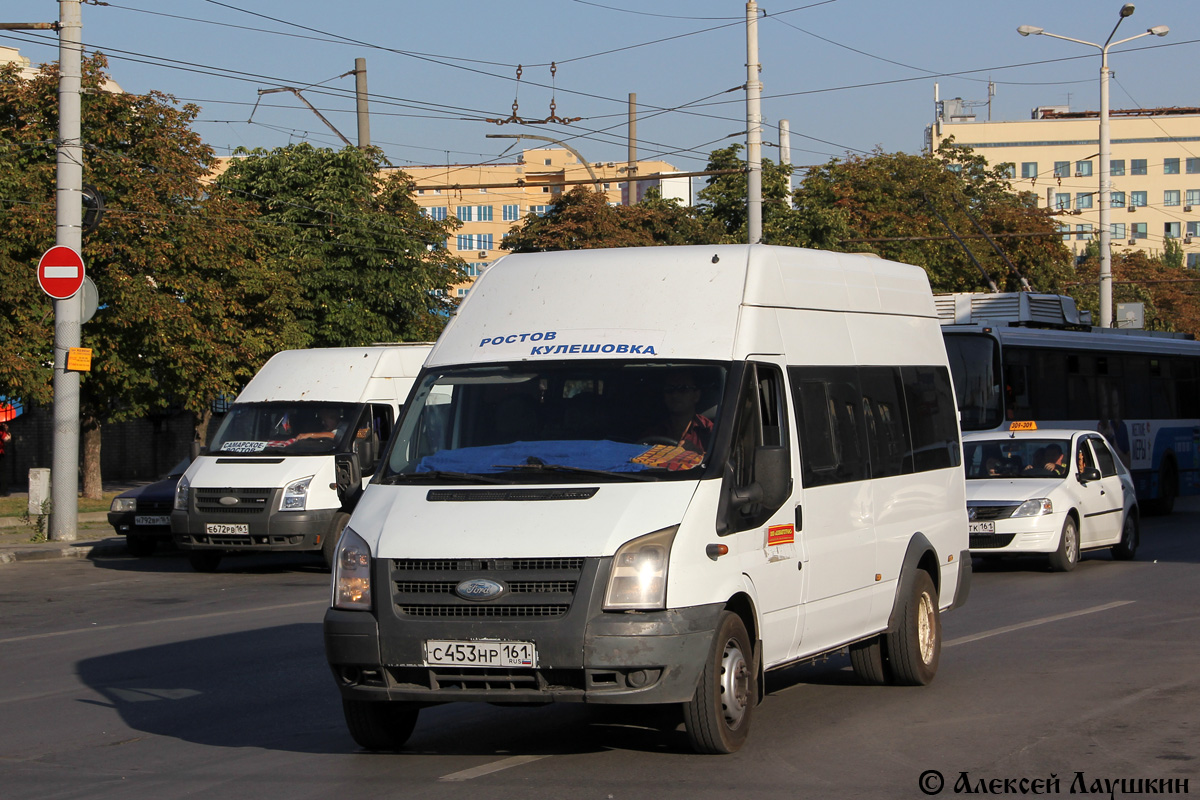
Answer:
[332,527,373,611]
[1012,498,1053,517]
[111,497,136,513]
[281,476,313,511]
[173,475,190,511]
[603,526,678,611]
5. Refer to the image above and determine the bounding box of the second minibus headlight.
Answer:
[603,526,678,611]
[332,527,373,611]
[1012,498,1053,517]
[174,475,190,511]
[281,476,313,511]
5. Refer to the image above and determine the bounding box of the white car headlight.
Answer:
[604,526,678,611]
[281,476,313,511]
[332,527,372,611]
[1012,498,1053,517]
[173,475,190,511]
[111,497,137,513]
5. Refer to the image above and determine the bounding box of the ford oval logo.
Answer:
[455,578,506,601]
[218,496,239,506]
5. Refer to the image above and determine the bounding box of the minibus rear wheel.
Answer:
[342,699,419,751]
[886,570,940,686]
[683,611,756,754]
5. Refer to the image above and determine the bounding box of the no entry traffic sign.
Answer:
[37,245,86,300]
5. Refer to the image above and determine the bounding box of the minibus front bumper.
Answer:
[324,556,725,706]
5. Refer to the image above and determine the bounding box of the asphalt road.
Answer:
[1,503,1197,800]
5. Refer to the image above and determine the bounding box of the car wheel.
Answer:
[323,513,350,571]
[885,570,941,686]
[126,535,156,557]
[187,550,222,573]
[849,634,890,685]
[683,611,756,754]
[342,699,419,751]
[1111,512,1139,561]
[1048,516,1079,572]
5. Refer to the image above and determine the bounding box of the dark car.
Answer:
[108,458,190,557]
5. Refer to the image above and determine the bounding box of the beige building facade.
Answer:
[929,105,1200,268]
[399,148,690,297]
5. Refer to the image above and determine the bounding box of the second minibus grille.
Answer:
[388,558,585,619]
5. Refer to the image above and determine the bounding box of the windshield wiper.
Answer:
[494,462,654,481]
[384,470,513,485]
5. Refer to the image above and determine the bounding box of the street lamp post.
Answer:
[1018,4,1168,329]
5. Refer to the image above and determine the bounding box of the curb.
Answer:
[0,536,128,565]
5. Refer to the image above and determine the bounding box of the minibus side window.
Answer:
[789,366,869,487]
[900,366,961,472]
[860,367,911,479]
[722,363,790,533]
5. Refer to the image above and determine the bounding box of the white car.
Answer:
[962,427,1138,571]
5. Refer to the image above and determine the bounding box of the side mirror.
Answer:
[1077,467,1102,484]
[334,453,364,509]
[730,445,790,510]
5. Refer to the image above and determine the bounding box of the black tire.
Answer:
[683,611,757,754]
[126,535,157,557]
[323,513,350,571]
[342,698,420,751]
[1111,511,1139,561]
[885,570,941,686]
[1048,516,1079,573]
[849,634,890,685]
[187,550,222,573]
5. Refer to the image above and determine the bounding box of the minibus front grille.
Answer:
[388,557,588,620]
[194,487,272,514]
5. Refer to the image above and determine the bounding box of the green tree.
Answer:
[696,144,795,244]
[1069,247,1200,336]
[1,55,306,497]
[502,186,723,252]
[214,143,463,346]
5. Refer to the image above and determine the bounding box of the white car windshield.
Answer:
[209,402,361,456]
[964,438,1072,479]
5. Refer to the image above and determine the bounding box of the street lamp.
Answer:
[1018,4,1168,329]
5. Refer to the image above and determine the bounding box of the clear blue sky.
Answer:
[5,0,1196,177]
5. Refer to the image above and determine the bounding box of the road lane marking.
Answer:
[945,600,1135,648]
[0,599,327,645]
[439,755,550,782]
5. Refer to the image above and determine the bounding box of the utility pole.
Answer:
[779,119,792,207]
[53,0,84,541]
[354,57,370,149]
[627,93,637,205]
[745,1,763,244]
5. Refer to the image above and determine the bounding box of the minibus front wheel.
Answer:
[886,570,941,686]
[342,698,419,752]
[682,611,757,754]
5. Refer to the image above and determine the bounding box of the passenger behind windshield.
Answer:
[637,371,715,455]
[964,439,1072,479]
[209,402,360,455]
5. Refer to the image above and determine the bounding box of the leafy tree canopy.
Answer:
[214,144,463,345]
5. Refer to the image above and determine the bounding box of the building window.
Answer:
[1131,159,1148,176]
[603,183,611,190]
[417,189,425,195]
[456,205,493,222]
[1187,189,1200,207]
[424,206,448,221]
[1054,192,1071,210]
[1165,190,1181,207]
[1020,162,1038,179]
[1130,191,1147,208]
[1188,221,1200,237]
[1165,222,1181,239]
[1057,224,1071,242]
[1076,193,1093,210]
[1076,161,1093,177]
[502,204,520,221]
[479,187,488,194]
[1110,159,1125,176]
[1111,191,1125,208]
[457,288,470,297]
[1164,158,1180,175]
[531,205,552,216]
[1053,161,1070,178]
[1188,253,1200,269]
[999,164,1016,179]
[1132,222,1147,240]
[544,158,553,166]
[1110,222,1126,240]
[542,186,551,193]
[1075,224,1093,241]
[455,233,494,251]
[1187,158,1200,174]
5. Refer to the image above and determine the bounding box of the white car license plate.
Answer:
[135,515,170,526]
[424,640,537,668]
[206,523,249,535]
[968,521,996,534]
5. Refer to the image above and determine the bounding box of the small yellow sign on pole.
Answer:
[67,347,92,372]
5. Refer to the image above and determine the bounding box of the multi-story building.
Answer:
[399,148,691,297]
[928,102,1200,268]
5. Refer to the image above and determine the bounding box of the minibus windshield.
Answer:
[209,401,362,456]
[381,360,728,483]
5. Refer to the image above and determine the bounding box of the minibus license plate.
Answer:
[135,515,170,526]
[968,521,995,534]
[425,640,537,668]
[206,523,249,535]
